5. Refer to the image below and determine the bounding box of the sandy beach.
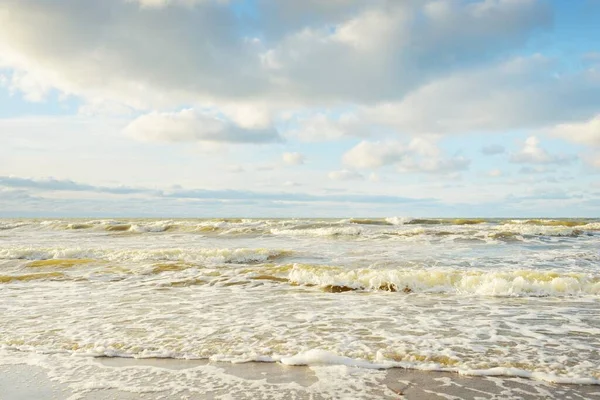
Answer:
[1,357,599,400]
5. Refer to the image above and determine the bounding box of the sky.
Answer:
[0,0,599,218]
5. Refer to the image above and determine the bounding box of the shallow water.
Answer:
[1,217,599,395]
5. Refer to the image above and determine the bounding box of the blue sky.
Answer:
[0,0,599,217]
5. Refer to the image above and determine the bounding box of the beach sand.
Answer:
[1,358,599,400]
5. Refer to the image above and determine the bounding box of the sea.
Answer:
[1,217,599,399]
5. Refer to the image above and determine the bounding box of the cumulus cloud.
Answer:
[0,0,552,110]
[282,152,305,165]
[549,115,600,146]
[1,0,596,149]
[328,169,364,181]
[124,109,280,143]
[285,112,368,142]
[343,141,407,169]
[363,55,600,135]
[343,138,470,173]
[261,0,550,104]
[510,136,577,165]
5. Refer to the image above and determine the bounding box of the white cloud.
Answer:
[549,115,600,146]
[397,156,470,174]
[328,169,364,181]
[285,112,367,142]
[2,0,596,150]
[510,136,577,165]
[488,169,503,177]
[283,180,300,187]
[368,172,379,182]
[343,141,406,168]
[4,69,52,102]
[363,55,600,135]
[343,138,469,174]
[282,152,305,165]
[0,0,553,111]
[124,109,280,144]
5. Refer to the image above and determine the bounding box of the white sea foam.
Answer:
[286,264,600,296]
[385,216,413,225]
[0,246,289,264]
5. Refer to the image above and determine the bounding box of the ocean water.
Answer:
[1,217,600,397]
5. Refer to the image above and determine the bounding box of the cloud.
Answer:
[343,141,406,169]
[582,152,600,170]
[282,152,305,165]
[285,112,368,142]
[343,138,470,173]
[363,55,600,135]
[549,115,600,146]
[124,109,281,143]
[0,0,551,110]
[518,166,555,174]
[3,0,597,149]
[488,169,503,177]
[0,174,437,207]
[328,169,364,181]
[509,136,577,165]
[398,156,470,174]
[261,0,550,104]
[0,176,151,194]
[481,144,505,155]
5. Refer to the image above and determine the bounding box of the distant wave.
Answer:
[0,246,291,264]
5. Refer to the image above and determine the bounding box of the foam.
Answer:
[281,349,385,369]
[385,216,413,225]
[287,264,600,296]
[0,246,290,264]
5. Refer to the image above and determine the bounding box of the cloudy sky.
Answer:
[1,0,599,217]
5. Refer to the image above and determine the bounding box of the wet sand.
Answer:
[1,358,599,400]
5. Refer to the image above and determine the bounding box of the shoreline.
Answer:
[1,357,599,399]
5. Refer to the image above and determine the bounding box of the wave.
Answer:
[0,221,31,230]
[405,218,487,225]
[0,247,291,265]
[278,349,600,385]
[285,264,600,296]
[0,272,66,283]
[2,218,599,239]
[345,218,393,226]
[271,226,363,237]
[510,219,589,227]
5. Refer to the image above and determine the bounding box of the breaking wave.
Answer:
[0,246,291,264]
[284,264,600,297]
